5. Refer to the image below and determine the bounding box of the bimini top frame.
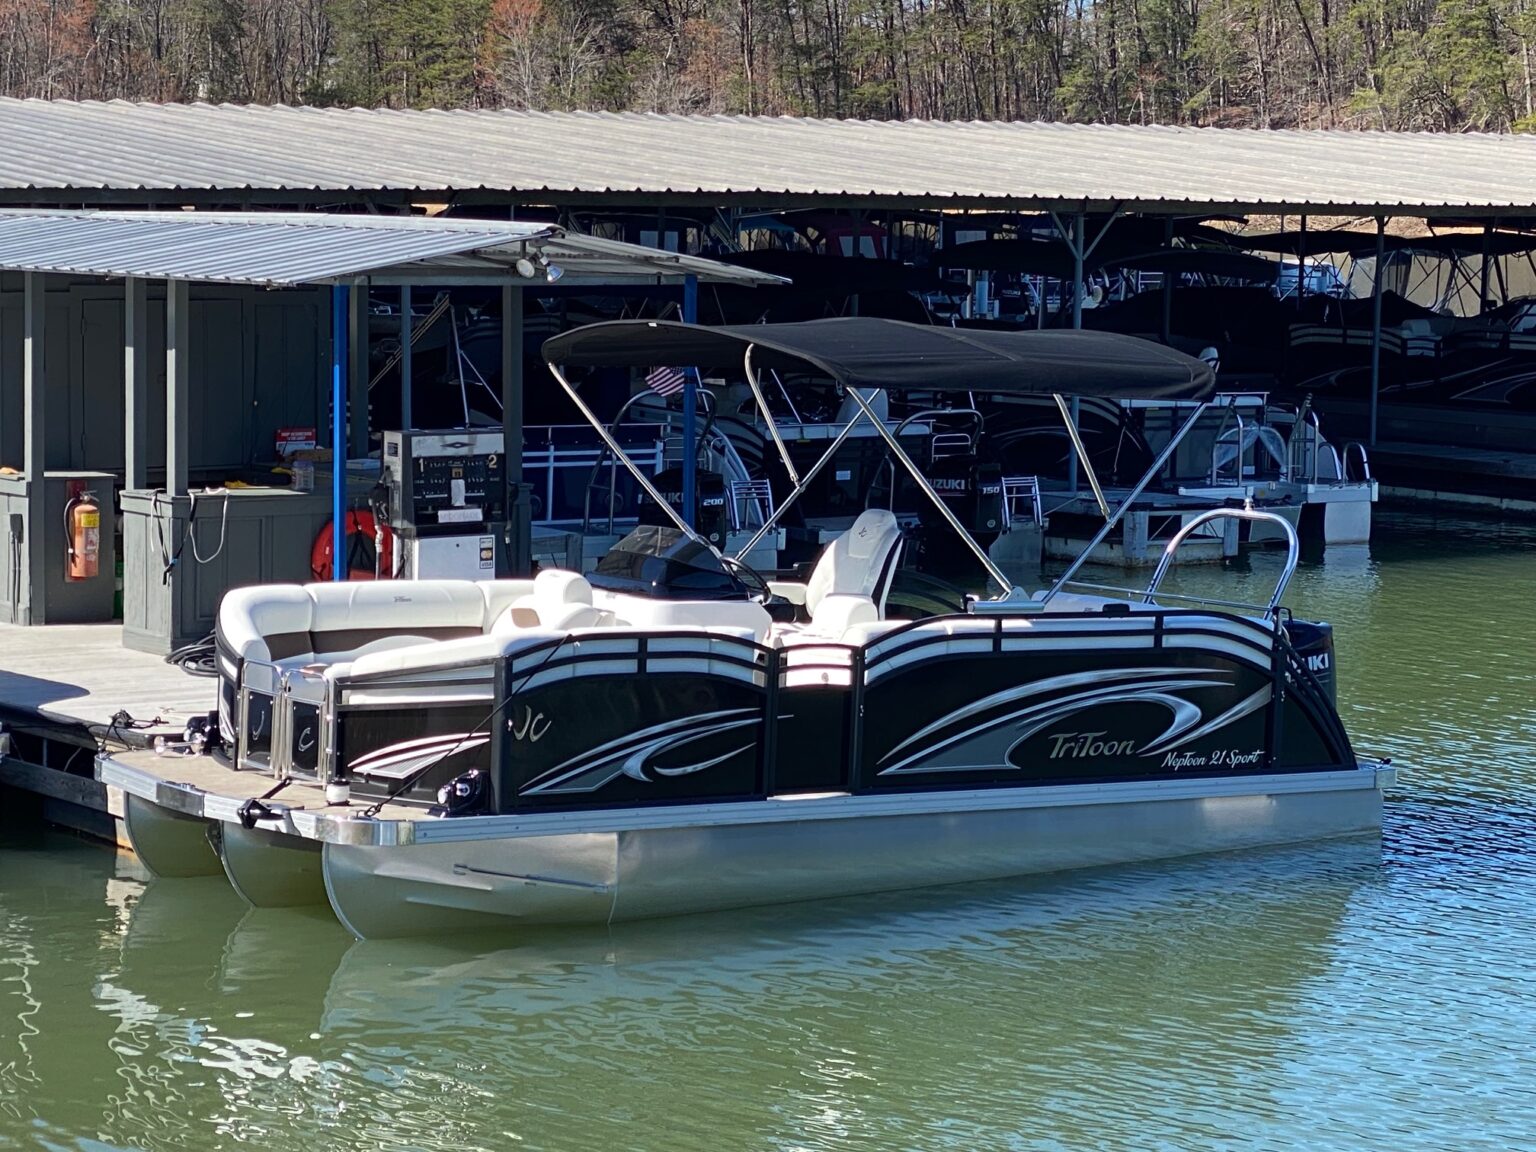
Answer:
[544,317,1217,599]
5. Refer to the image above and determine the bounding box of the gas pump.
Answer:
[380,430,508,579]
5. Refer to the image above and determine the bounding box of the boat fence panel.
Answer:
[853,610,1350,791]
[495,630,776,811]
[292,611,1352,819]
[337,701,495,805]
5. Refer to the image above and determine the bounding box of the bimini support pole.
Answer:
[841,386,1018,597]
[1053,393,1110,519]
[743,345,799,484]
[1042,400,1212,605]
[548,361,706,545]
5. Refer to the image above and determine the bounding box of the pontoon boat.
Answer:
[99,319,1391,938]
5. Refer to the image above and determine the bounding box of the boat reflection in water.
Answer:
[0,833,1384,1151]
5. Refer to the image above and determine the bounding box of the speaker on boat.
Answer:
[433,769,495,817]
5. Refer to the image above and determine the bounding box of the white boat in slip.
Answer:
[97,318,1392,938]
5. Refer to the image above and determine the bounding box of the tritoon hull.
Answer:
[320,769,1386,938]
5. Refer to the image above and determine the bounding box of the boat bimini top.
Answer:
[543,317,1218,601]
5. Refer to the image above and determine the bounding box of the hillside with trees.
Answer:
[2,0,1532,130]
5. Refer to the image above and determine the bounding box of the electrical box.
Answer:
[381,430,507,579]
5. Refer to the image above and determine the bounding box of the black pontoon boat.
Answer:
[99,319,1391,938]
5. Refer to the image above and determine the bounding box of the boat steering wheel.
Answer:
[720,554,772,600]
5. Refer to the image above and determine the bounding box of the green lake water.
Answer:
[2,507,1535,1151]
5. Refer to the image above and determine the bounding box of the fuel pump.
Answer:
[380,430,508,579]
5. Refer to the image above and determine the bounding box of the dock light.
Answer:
[326,781,351,806]
[515,254,563,282]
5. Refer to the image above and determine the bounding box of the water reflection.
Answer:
[3,830,1392,1152]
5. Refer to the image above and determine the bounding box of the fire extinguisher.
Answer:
[65,490,101,582]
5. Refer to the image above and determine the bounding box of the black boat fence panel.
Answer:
[496,631,776,811]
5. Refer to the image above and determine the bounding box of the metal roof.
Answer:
[6,99,1536,215]
[0,209,785,287]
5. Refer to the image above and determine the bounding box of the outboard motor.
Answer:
[637,467,729,550]
[1284,619,1337,704]
[918,457,1005,545]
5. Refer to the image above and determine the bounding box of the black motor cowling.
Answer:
[637,467,729,550]
[1284,619,1337,704]
[917,458,1004,543]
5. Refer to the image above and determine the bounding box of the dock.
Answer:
[0,623,210,841]
[1369,441,1536,513]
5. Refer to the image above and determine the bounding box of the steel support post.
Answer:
[124,276,148,490]
[331,285,348,581]
[681,273,698,527]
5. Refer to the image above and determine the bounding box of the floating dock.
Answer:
[0,623,209,841]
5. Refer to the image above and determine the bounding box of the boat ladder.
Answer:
[1001,475,1044,529]
[730,479,775,532]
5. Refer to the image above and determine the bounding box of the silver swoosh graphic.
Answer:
[351,731,479,771]
[523,709,760,795]
[880,667,1224,765]
[879,671,1233,775]
[350,734,491,780]
[1138,685,1271,756]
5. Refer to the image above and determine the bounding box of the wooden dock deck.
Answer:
[0,622,212,734]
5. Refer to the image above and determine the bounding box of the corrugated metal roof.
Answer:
[4,99,1536,214]
[0,209,784,286]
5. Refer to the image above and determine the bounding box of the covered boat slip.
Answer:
[1,101,1536,516]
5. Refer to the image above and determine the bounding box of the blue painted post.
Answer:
[332,284,349,581]
[681,273,699,528]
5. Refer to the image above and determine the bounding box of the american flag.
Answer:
[645,365,688,396]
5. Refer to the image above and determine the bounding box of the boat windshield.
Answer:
[587,525,748,601]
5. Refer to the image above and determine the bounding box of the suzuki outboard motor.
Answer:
[1284,619,1337,704]
[919,457,1004,545]
[638,467,729,550]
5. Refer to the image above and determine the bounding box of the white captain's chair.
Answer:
[769,508,904,638]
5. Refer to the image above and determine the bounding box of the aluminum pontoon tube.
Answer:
[744,345,800,484]
[546,361,707,545]
[731,404,872,560]
[1054,393,1110,519]
[1042,400,1211,604]
[841,385,1017,596]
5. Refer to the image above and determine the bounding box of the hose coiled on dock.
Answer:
[164,633,218,678]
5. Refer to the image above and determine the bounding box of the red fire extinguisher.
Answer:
[65,490,101,582]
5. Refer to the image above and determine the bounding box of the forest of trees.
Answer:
[4,0,1535,130]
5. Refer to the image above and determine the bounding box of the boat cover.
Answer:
[543,317,1216,400]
